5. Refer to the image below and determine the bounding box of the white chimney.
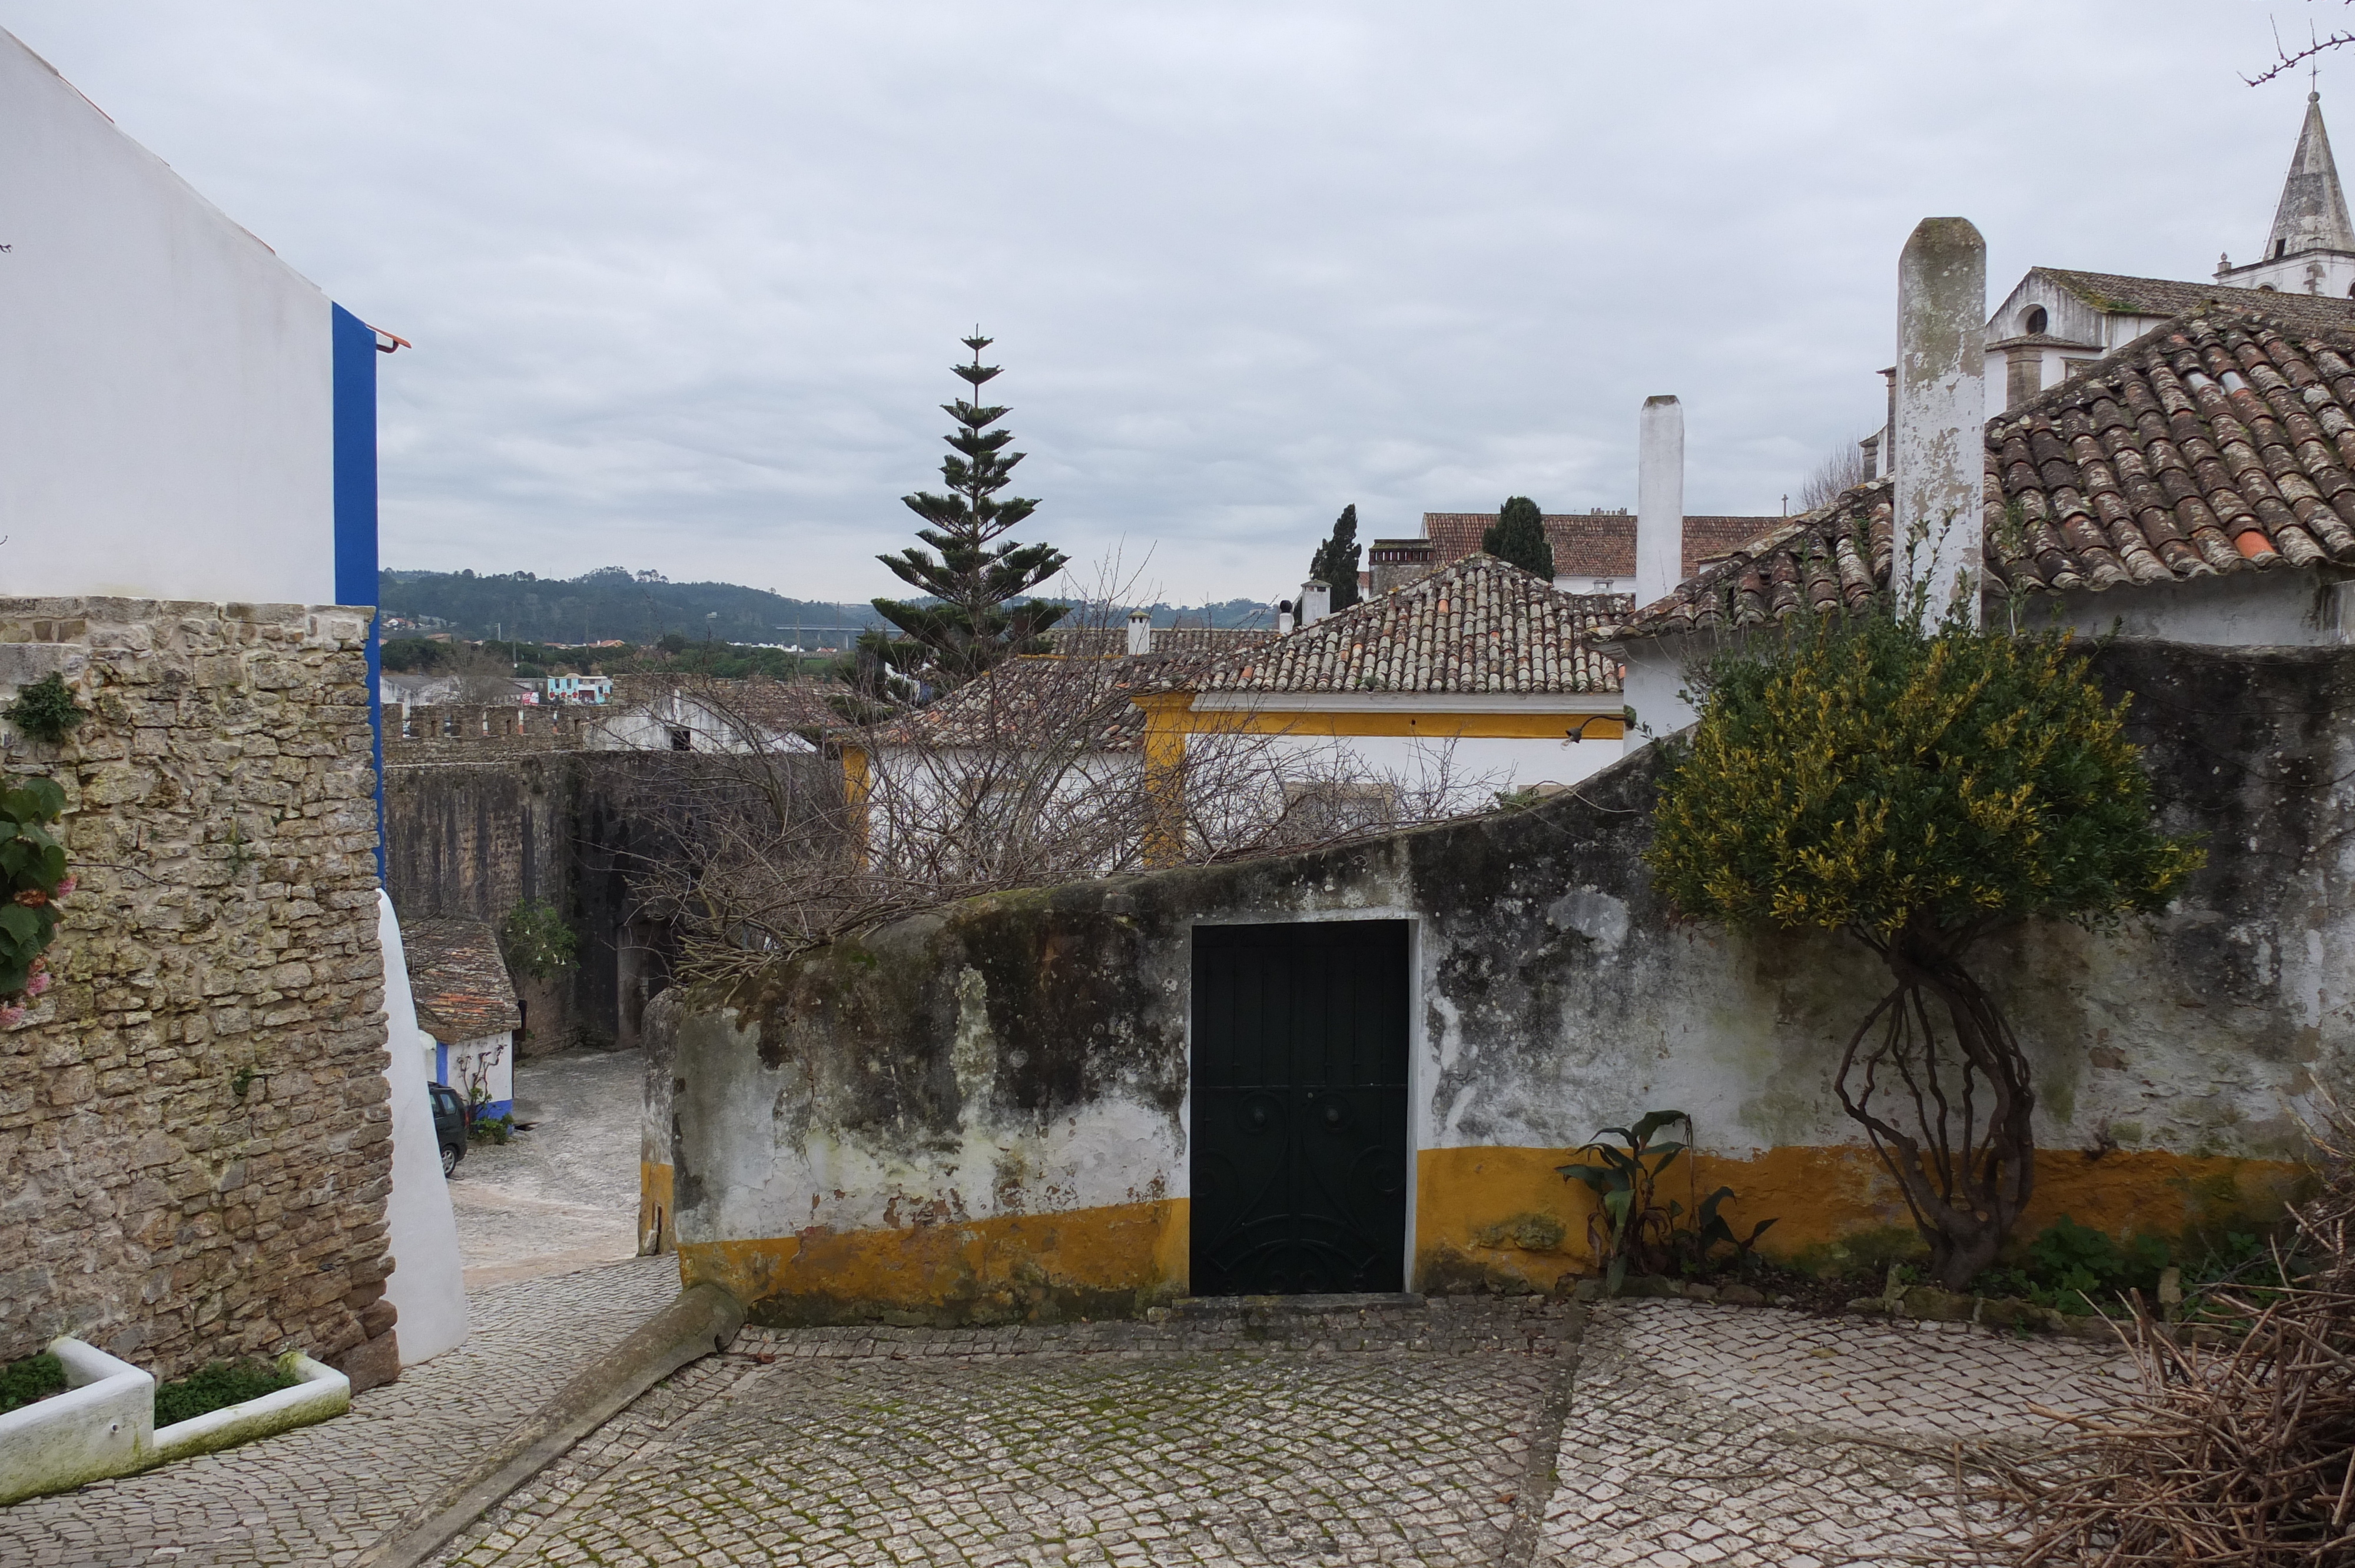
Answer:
[1299,579,1331,626]
[1892,217,1987,627]
[1277,599,1295,634]
[1635,396,1684,606]
[1126,609,1152,656]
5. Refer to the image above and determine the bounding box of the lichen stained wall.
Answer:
[0,599,399,1383]
[656,639,2348,1324]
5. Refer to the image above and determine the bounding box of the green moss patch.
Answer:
[0,1351,66,1415]
[155,1358,297,1427]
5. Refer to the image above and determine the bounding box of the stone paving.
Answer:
[0,1255,682,1567]
[422,1295,2122,1568]
[431,1297,1580,1567]
[449,1047,644,1290]
[1535,1299,2120,1568]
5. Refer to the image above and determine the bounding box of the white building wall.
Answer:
[1255,730,1624,809]
[372,895,469,1366]
[0,29,338,602]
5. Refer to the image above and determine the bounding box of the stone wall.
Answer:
[0,599,397,1383]
[648,639,2348,1326]
[383,750,839,1055]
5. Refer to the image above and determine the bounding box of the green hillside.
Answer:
[380,567,1274,647]
[378,567,883,648]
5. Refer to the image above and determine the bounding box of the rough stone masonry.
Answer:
[0,598,399,1387]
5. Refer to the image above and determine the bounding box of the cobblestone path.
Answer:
[450,1047,643,1290]
[0,1256,681,1567]
[432,1297,1580,1567]
[1535,1299,2120,1567]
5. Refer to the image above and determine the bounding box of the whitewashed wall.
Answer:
[0,28,340,602]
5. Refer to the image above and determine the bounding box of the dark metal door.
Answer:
[1190,920,1409,1295]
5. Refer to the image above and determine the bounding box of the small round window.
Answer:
[2023,306,2048,335]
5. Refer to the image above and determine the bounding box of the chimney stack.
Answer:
[1635,396,1684,606]
[1298,579,1331,626]
[1277,599,1295,635]
[1893,217,1987,626]
[1126,609,1152,656]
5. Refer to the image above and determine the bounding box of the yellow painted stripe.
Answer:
[1189,711,1623,740]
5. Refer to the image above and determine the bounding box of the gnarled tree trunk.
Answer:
[1835,922,2036,1290]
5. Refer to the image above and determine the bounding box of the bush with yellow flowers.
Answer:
[1647,612,2204,1288]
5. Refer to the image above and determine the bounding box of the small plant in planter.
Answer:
[0,1351,65,1415]
[153,1358,298,1428]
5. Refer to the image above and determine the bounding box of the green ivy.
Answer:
[4,674,85,746]
[0,776,69,1004]
[498,897,577,982]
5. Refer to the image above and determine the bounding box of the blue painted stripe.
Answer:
[434,1041,448,1084]
[476,1099,515,1122]
[331,304,386,883]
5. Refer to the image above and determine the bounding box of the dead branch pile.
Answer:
[1999,1105,2355,1565]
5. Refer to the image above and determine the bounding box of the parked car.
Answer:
[428,1081,470,1177]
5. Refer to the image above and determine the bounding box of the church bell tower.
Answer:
[2217,91,2355,296]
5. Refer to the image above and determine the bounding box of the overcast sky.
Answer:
[4,2,2334,604]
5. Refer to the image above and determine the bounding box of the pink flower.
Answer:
[52,876,74,898]
[0,1006,29,1029]
[25,972,49,997]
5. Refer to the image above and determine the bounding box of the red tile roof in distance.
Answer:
[1420,512,1782,578]
[1192,553,1626,695]
[1613,301,2355,637]
[402,919,522,1042]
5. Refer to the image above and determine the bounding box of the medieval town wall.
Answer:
[648,638,2350,1326]
[0,599,399,1383]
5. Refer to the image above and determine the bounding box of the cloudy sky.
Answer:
[3,2,2333,604]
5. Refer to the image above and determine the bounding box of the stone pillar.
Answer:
[1635,396,1684,607]
[1858,432,1880,483]
[409,705,439,740]
[1893,217,1986,627]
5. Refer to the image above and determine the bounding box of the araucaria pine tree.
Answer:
[873,334,1069,692]
[1483,496,1554,580]
[1309,505,1363,611]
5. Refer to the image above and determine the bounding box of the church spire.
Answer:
[2264,92,2355,260]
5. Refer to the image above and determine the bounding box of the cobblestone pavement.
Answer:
[430,1297,1580,1567]
[0,1255,681,1567]
[1535,1300,2121,1567]
[449,1046,642,1290]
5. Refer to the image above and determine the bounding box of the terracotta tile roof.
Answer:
[1192,553,1626,695]
[1046,624,1275,659]
[2032,268,2355,338]
[1612,301,2355,637]
[868,653,1220,752]
[402,919,521,1042]
[1420,511,1781,578]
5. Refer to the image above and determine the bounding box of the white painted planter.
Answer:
[151,1351,349,1463]
[0,1340,350,1506]
[0,1338,154,1507]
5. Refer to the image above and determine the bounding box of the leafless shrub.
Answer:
[617,592,1500,982]
[1799,440,1872,514]
[1988,1102,2350,1566]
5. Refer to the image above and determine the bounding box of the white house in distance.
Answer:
[400,921,521,1123]
[1142,555,1633,812]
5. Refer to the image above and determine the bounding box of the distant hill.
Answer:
[380,568,1273,646]
[378,568,884,648]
